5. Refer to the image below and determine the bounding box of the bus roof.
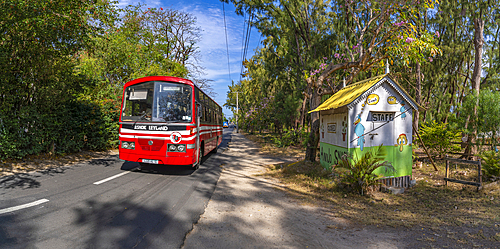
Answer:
[124,76,194,89]
[123,76,221,109]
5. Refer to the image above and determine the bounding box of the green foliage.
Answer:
[77,4,190,86]
[0,0,120,160]
[453,91,500,147]
[419,121,461,158]
[412,149,419,162]
[0,0,115,110]
[0,1,206,160]
[273,127,308,148]
[335,145,395,195]
[479,151,500,178]
[0,98,119,159]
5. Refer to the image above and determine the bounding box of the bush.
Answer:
[419,121,461,158]
[0,98,120,160]
[334,145,395,195]
[479,151,500,178]
[273,127,308,148]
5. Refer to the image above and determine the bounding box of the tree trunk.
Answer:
[471,17,484,96]
[422,85,432,123]
[463,17,484,159]
[443,78,457,124]
[298,96,308,128]
[305,88,321,162]
[413,62,422,136]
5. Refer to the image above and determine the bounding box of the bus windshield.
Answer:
[121,81,192,123]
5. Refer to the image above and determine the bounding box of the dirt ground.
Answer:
[183,132,500,248]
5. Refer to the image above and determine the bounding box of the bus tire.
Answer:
[194,145,203,170]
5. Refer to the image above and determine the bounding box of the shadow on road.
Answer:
[0,173,42,189]
[119,150,219,176]
[73,196,175,248]
[0,212,37,248]
[88,155,120,167]
[73,152,224,248]
[0,155,124,190]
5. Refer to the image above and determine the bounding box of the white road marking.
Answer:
[93,171,130,185]
[0,199,49,215]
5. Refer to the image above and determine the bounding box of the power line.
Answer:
[240,12,246,67]
[222,2,231,81]
[243,14,253,62]
[239,11,252,83]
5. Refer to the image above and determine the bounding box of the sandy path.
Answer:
[183,133,403,249]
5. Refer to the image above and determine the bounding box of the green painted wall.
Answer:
[320,142,412,177]
[319,142,349,170]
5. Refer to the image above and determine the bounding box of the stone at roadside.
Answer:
[381,185,405,194]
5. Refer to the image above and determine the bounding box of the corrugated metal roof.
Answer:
[309,74,387,113]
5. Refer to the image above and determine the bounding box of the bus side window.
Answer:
[203,106,207,122]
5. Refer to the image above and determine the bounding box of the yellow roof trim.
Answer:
[309,74,424,113]
[309,74,387,113]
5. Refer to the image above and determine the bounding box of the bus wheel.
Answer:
[194,146,203,170]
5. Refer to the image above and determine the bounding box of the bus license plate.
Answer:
[142,159,159,164]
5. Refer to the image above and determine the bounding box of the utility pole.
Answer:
[228,91,241,133]
[235,92,240,133]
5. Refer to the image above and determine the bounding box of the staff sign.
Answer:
[372,112,394,122]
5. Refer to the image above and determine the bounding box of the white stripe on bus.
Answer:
[120,128,191,135]
[119,134,198,141]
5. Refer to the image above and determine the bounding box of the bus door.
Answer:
[196,102,201,163]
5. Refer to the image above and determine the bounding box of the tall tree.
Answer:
[76,4,213,96]
[0,0,114,112]
[302,0,440,161]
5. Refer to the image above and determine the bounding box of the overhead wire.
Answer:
[222,2,231,81]
[239,11,253,83]
[240,12,246,67]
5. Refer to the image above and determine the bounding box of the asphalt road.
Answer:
[0,128,234,249]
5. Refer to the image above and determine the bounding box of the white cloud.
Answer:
[116,0,162,8]
[116,0,261,116]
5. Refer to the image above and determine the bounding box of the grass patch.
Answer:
[243,131,305,159]
[244,132,500,228]
[264,160,500,228]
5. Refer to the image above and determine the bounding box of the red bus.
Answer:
[118,76,223,170]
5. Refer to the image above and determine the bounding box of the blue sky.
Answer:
[117,0,262,118]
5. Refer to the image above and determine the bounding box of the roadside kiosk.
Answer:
[310,74,423,187]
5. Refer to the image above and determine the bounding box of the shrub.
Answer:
[479,151,500,178]
[0,98,120,160]
[273,127,308,148]
[335,145,395,195]
[419,121,461,158]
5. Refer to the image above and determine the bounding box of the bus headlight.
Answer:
[121,141,135,150]
[169,144,177,151]
[167,144,186,152]
[177,145,185,152]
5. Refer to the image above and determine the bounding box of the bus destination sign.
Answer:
[121,124,187,131]
[133,125,169,131]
